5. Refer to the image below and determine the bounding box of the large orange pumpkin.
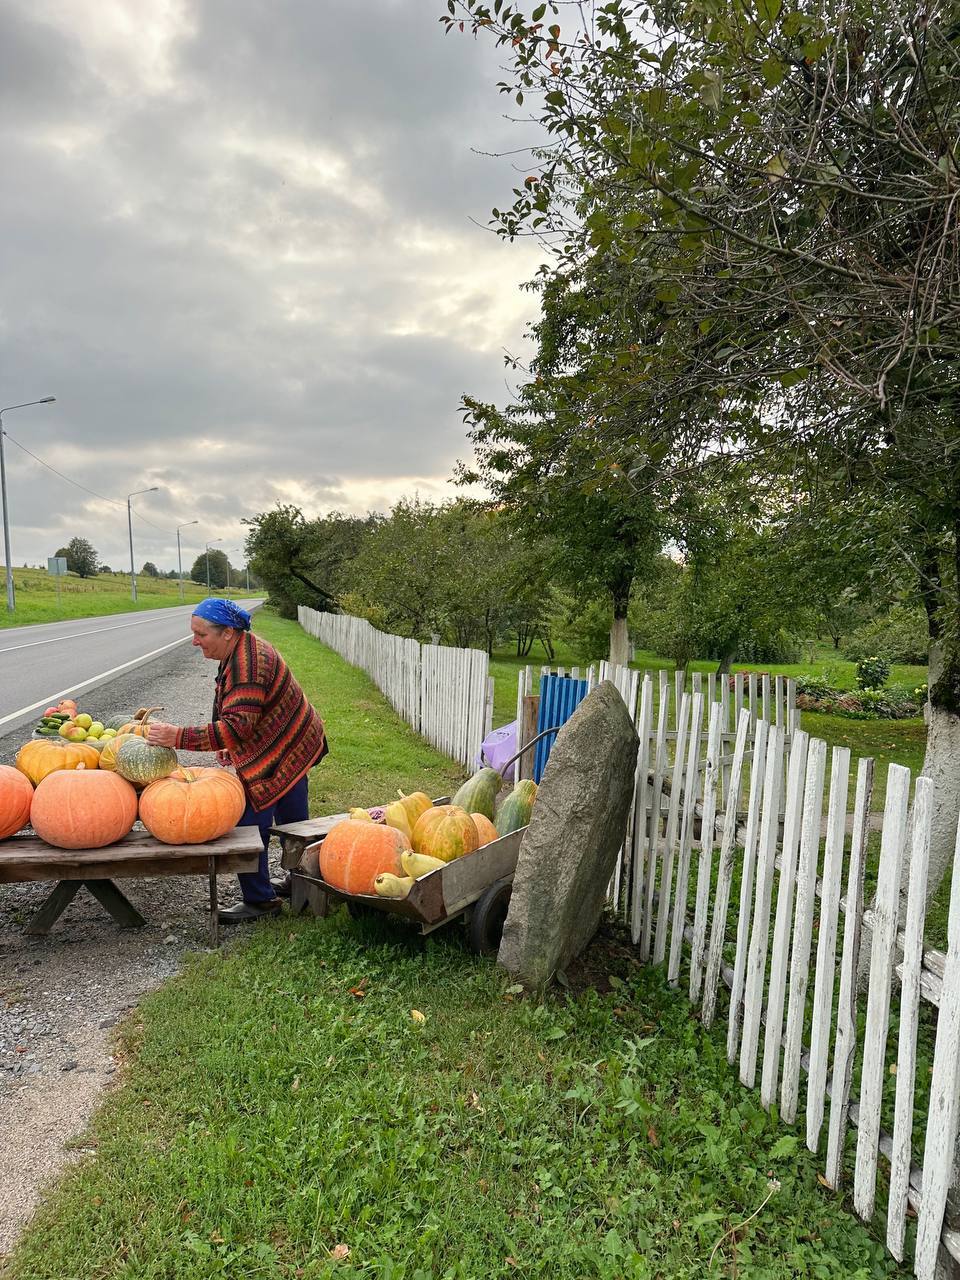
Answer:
[15,739,100,786]
[30,766,138,849]
[139,768,245,844]
[411,805,479,863]
[319,819,411,896]
[0,765,34,840]
[471,812,499,847]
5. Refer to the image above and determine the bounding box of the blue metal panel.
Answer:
[533,675,589,782]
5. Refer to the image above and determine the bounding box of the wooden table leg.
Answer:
[83,880,147,928]
[208,856,218,948]
[25,881,82,935]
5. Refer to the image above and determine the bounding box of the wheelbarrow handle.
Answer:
[481,725,558,778]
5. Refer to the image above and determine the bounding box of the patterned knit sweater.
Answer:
[175,632,327,812]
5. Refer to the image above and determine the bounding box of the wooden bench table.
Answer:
[0,827,264,946]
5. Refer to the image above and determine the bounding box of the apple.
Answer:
[43,707,59,717]
[59,723,87,741]
[100,728,117,739]
[87,722,104,737]
[75,713,93,729]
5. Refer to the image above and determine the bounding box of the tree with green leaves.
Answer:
[190,548,229,591]
[242,504,374,619]
[446,0,960,902]
[54,537,99,578]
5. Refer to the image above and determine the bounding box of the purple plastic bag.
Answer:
[475,720,518,782]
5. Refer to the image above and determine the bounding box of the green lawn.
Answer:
[7,619,908,1279]
[0,566,259,627]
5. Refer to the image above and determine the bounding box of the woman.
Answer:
[146,598,328,923]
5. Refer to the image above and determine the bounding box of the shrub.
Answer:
[795,674,835,700]
[844,605,929,666]
[856,655,891,690]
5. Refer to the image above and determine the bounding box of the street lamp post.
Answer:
[205,539,223,592]
[226,549,240,594]
[0,396,56,612]
[127,486,159,603]
[176,519,199,602]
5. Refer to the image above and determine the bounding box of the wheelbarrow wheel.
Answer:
[345,898,377,921]
[467,878,512,957]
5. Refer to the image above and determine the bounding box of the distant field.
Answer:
[0,566,259,627]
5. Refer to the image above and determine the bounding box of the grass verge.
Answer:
[8,919,906,1280]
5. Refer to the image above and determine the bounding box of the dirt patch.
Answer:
[559,919,647,998]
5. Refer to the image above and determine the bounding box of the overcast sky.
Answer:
[0,0,543,575]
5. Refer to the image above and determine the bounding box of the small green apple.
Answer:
[75,713,93,729]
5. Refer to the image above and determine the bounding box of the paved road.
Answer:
[0,600,265,736]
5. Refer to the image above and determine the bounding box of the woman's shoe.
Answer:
[269,873,293,899]
[217,899,282,924]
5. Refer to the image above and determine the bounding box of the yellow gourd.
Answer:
[400,850,446,879]
[348,807,373,822]
[383,800,413,840]
[374,872,414,899]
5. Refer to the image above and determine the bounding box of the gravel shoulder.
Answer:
[0,643,287,1259]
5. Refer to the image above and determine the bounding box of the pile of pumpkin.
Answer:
[0,705,245,850]
[317,767,537,900]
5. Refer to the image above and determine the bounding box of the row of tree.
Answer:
[49,537,257,589]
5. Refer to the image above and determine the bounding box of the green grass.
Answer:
[9,922,905,1279]
[0,566,259,627]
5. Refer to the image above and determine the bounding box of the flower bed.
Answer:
[795,675,925,720]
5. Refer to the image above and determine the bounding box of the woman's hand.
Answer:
[145,721,179,748]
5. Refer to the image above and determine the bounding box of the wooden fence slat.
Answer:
[674,668,684,724]
[641,690,671,960]
[774,674,784,727]
[653,694,691,965]
[668,692,705,985]
[734,672,744,728]
[629,676,654,942]
[853,763,911,1221]
[702,708,752,1028]
[760,729,809,1107]
[740,723,786,1088]
[726,717,770,1064]
[689,701,724,1002]
[780,736,828,1124]
[824,756,875,1189]
[887,776,933,1262]
[720,680,731,804]
[806,746,851,1152]
[762,672,771,725]
[915,810,960,1280]
[786,678,798,738]
[748,673,758,725]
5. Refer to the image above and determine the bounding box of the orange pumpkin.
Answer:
[0,765,34,840]
[319,819,411,896]
[470,812,499,847]
[411,805,479,863]
[139,767,245,844]
[15,738,100,786]
[30,766,138,849]
[115,706,164,737]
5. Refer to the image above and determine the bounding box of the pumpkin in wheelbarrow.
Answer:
[411,804,479,863]
[319,819,412,896]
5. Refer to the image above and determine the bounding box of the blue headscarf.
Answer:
[193,597,252,631]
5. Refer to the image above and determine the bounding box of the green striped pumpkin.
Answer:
[494,779,538,837]
[114,737,178,787]
[451,767,501,821]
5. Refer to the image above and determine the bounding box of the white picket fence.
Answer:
[297,607,493,768]
[609,671,960,1279]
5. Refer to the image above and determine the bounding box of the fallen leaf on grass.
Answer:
[330,1243,350,1261]
[817,1173,833,1188]
[506,1257,518,1267]
[291,1076,300,1092]
[348,987,366,1000]
[647,1124,660,1147]
[411,1009,426,1023]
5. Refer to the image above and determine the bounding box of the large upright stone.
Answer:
[498,680,639,987]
